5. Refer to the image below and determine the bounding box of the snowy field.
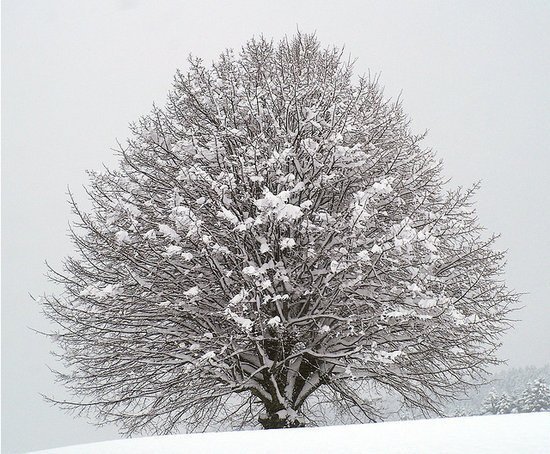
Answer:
[35,413,549,453]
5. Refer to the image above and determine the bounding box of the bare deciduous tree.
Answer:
[41,33,517,433]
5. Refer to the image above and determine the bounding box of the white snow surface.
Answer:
[34,413,549,453]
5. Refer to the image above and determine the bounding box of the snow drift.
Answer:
[35,413,550,453]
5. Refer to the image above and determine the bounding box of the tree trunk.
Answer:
[259,410,305,429]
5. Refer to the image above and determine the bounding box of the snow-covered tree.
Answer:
[496,392,516,414]
[481,390,501,415]
[482,390,516,415]
[41,33,517,433]
[517,379,550,413]
[443,365,550,417]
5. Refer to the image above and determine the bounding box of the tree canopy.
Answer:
[42,33,517,433]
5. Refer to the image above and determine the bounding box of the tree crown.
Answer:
[43,33,517,433]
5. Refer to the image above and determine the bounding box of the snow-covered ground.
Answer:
[35,413,549,454]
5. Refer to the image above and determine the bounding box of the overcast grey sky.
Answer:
[2,0,549,452]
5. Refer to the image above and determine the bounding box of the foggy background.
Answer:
[2,1,549,452]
